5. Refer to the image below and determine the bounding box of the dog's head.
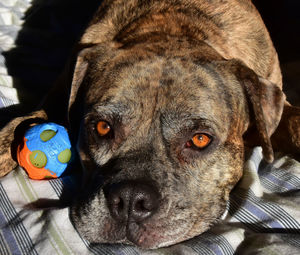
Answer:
[68,38,284,249]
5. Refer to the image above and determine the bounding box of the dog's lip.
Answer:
[123,219,194,249]
[126,221,143,244]
[125,221,165,249]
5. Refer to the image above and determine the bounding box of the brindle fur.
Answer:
[0,0,299,249]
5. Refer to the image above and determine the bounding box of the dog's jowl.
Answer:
[1,0,300,250]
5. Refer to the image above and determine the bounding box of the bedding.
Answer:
[0,1,300,254]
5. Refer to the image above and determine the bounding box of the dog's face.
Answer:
[69,40,282,249]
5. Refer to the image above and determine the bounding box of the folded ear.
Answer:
[67,42,121,138]
[232,61,286,162]
[67,46,93,141]
[68,45,96,117]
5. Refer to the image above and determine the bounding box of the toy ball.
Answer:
[17,123,72,180]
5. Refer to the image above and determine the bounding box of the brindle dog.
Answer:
[0,0,300,249]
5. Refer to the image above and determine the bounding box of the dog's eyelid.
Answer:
[187,125,217,141]
[190,118,220,133]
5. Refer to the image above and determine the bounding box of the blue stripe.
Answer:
[206,234,234,255]
[90,243,127,255]
[263,174,297,190]
[272,170,300,188]
[0,97,4,108]
[188,238,215,255]
[0,183,37,255]
[258,162,300,190]
[231,193,284,229]
[0,232,10,255]
[229,199,268,232]
[0,209,22,255]
[248,190,300,231]
[260,177,287,193]
[194,235,224,255]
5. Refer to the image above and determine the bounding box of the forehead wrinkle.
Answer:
[94,56,234,143]
[157,63,232,141]
[160,111,222,140]
[94,103,128,117]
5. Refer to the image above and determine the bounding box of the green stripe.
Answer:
[14,169,72,254]
[53,214,74,254]
[47,230,62,255]
[13,171,28,202]
[14,169,37,202]
[48,222,72,255]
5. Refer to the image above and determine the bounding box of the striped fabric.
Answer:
[0,0,300,254]
[0,148,299,254]
[0,0,30,107]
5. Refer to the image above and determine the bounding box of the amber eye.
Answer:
[96,121,111,136]
[190,133,212,149]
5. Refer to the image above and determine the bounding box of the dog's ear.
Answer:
[67,43,120,139]
[67,46,95,141]
[68,47,91,118]
[0,110,48,177]
[231,61,286,163]
[68,42,122,112]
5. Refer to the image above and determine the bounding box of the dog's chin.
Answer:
[81,220,204,249]
[70,205,213,249]
[124,221,195,249]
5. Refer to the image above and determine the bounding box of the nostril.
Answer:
[111,196,124,213]
[111,196,121,208]
[136,199,149,212]
[131,199,152,221]
[135,196,154,212]
[134,198,152,216]
[130,187,159,222]
[117,198,124,211]
[108,187,131,222]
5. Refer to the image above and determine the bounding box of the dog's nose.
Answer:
[107,181,160,223]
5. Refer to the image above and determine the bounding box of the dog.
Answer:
[0,0,300,250]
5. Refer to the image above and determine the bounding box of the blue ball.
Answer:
[24,123,72,177]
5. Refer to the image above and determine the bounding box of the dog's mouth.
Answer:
[112,220,168,248]
[117,219,188,249]
[126,221,150,246]
[92,214,194,249]
[69,181,199,249]
[70,204,193,249]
